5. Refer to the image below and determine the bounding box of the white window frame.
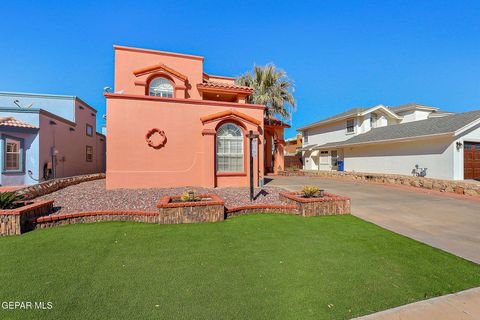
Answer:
[3,136,23,173]
[216,123,244,173]
[346,119,355,134]
[149,77,174,98]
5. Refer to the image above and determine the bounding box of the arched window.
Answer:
[148,77,174,97]
[216,123,244,172]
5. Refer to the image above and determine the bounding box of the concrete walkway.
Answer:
[353,287,480,320]
[267,176,480,264]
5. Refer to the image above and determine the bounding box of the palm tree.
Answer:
[236,64,296,120]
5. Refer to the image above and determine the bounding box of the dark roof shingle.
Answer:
[315,110,480,148]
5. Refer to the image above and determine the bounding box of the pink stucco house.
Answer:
[105,45,289,189]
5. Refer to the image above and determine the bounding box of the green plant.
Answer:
[301,185,321,198]
[0,191,23,209]
[236,64,296,119]
[180,190,198,202]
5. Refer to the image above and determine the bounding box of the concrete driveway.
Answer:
[266,176,480,264]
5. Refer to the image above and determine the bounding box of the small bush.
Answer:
[0,192,23,209]
[180,190,199,202]
[301,185,321,198]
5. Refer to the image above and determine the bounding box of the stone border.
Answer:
[157,194,224,208]
[0,200,54,236]
[279,170,480,197]
[16,173,106,200]
[279,192,351,216]
[226,204,297,217]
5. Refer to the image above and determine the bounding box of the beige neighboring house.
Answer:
[298,103,480,180]
[284,133,302,155]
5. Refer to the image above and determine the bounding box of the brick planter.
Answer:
[279,192,350,216]
[156,194,225,224]
[0,200,54,236]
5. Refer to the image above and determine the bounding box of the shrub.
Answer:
[301,185,321,198]
[180,190,198,202]
[0,192,23,209]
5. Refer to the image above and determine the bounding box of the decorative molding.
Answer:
[104,93,265,110]
[201,129,216,136]
[200,109,262,126]
[133,63,188,81]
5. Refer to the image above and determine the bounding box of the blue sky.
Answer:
[1,0,479,138]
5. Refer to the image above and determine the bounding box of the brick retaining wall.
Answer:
[16,173,106,200]
[279,192,351,216]
[279,170,480,197]
[18,192,351,235]
[226,204,297,217]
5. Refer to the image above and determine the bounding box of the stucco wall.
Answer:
[114,47,204,99]
[398,110,431,123]
[344,136,456,180]
[106,96,264,189]
[38,111,105,179]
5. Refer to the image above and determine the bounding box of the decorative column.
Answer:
[265,130,273,173]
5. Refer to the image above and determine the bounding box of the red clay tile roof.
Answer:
[197,80,254,93]
[265,116,291,128]
[0,117,38,129]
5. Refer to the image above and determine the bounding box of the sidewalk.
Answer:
[353,287,480,320]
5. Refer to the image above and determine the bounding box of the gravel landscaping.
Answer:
[38,179,286,214]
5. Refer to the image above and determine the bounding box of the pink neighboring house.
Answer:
[105,45,289,189]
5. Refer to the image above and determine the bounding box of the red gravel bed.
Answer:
[38,179,287,215]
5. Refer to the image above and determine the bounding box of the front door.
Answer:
[464,142,480,180]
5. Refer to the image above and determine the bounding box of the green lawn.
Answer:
[0,215,479,320]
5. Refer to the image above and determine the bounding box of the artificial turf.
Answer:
[0,214,479,319]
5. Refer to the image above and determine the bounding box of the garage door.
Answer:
[464,142,480,180]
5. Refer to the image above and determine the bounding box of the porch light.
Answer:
[456,141,463,150]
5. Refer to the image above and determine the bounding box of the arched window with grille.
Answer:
[148,77,174,97]
[216,123,244,172]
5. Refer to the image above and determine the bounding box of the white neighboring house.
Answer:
[297,104,480,180]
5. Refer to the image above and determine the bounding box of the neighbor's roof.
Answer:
[0,91,97,112]
[314,110,480,149]
[388,103,439,112]
[297,105,401,131]
[0,116,38,129]
[297,107,366,131]
[297,103,450,132]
